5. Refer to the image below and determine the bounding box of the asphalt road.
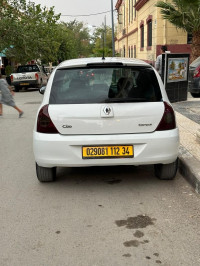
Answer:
[0,90,200,266]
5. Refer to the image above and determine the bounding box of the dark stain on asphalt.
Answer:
[56,231,61,234]
[124,238,150,248]
[115,215,155,229]
[141,240,149,244]
[156,260,162,264]
[154,253,159,257]
[123,253,132,257]
[134,230,144,238]
[98,205,103,207]
[116,219,127,227]
[146,256,151,260]
[106,179,122,184]
[123,240,140,247]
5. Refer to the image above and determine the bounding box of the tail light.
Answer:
[156,102,176,131]
[10,75,13,82]
[37,104,59,133]
[193,66,200,78]
[35,73,39,80]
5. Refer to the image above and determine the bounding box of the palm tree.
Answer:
[155,0,200,61]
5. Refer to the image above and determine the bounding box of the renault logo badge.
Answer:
[103,106,112,115]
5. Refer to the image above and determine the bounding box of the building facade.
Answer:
[115,0,191,64]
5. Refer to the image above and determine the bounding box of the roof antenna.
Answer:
[102,32,105,60]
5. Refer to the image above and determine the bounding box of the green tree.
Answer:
[155,0,200,61]
[0,0,60,64]
[92,25,113,57]
[55,23,77,63]
[65,20,93,58]
[0,2,95,64]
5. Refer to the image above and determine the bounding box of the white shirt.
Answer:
[0,57,3,68]
[155,54,162,75]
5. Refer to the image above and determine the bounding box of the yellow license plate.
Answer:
[82,145,133,159]
[20,83,29,85]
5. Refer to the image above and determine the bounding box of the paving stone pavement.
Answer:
[173,101,200,124]
[172,95,200,194]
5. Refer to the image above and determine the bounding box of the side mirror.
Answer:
[39,86,46,94]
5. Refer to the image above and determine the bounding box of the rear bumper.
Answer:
[33,129,179,168]
[190,88,200,94]
[11,80,39,87]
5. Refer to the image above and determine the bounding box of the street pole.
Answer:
[111,0,115,57]
[104,15,107,49]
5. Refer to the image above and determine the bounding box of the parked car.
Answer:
[10,64,48,92]
[33,57,179,182]
[188,56,200,97]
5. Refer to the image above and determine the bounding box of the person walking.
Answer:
[0,74,24,118]
[155,45,168,76]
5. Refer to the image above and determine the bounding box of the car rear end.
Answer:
[33,58,179,181]
[10,65,41,91]
[188,56,200,97]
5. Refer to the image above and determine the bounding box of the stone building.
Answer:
[115,0,192,64]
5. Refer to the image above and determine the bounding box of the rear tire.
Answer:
[36,163,56,182]
[154,158,178,180]
[191,92,200,98]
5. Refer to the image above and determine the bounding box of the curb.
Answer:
[178,145,200,194]
[196,128,200,144]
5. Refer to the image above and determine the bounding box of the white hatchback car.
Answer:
[33,57,179,182]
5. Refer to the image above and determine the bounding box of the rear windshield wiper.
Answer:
[104,98,149,103]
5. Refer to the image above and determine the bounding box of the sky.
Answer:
[32,0,117,29]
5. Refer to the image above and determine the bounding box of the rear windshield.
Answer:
[50,66,162,104]
[17,65,40,73]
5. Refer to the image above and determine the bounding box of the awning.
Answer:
[0,52,6,57]
[0,46,14,57]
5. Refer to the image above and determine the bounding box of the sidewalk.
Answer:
[172,97,200,194]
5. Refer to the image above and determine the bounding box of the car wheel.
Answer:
[154,158,178,180]
[191,92,200,98]
[14,86,20,92]
[36,163,56,182]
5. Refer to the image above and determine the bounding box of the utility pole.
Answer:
[104,15,107,49]
[111,0,115,57]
